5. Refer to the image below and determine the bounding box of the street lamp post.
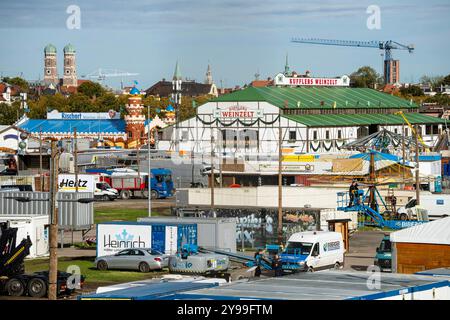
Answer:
[147,105,152,217]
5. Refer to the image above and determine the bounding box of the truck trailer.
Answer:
[86,168,174,200]
[0,222,84,298]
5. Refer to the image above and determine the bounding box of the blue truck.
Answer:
[85,168,174,199]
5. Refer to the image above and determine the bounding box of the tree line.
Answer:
[0,79,211,125]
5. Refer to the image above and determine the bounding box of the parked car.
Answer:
[95,248,169,272]
[0,168,18,176]
[374,234,392,272]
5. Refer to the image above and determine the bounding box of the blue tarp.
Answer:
[349,150,401,162]
[19,119,126,134]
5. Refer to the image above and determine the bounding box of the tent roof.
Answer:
[390,217,450,245]
[211,86,419,110]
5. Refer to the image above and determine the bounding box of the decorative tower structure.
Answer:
[164,104,176,125]
[284,53,290,76]
[171,61,182,151]
[44,44,58,85]
[124,87,146,147]
[205,64,213,85]
[63,43,78,87]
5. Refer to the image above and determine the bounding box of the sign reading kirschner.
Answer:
[274,73,350,87]
[46,110,120,120]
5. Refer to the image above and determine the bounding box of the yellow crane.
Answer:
[394,111,430,152]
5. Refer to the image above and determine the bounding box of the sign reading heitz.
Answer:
[274,73,350,87]
[97,224,152,257]
[213,105,263,119]
[58,174,95,192]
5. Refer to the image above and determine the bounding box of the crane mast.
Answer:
[291,38,414,84]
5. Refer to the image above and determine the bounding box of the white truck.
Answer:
[397,194,450,221]
[281,231,345,272]
[58,174,118,201]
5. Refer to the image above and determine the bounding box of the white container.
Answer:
[0,215,49,258]
[138,217,237,253]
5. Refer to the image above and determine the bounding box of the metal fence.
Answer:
[0,191,94,231]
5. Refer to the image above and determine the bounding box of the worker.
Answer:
[181,248,189,260]
[348,180,359,207]
[391,195,397,215]
[254,249,263,277]
[272,254,283,277]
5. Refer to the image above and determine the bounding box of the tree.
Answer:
[67,93,95,112]
[1,76,29,92]
[95,92,121,112]
[350,66,382,88]
[441,74,450,86]
[400,85,424,97]
[77,81,105,99]
[419,75,444,88]
[0,101,23,125]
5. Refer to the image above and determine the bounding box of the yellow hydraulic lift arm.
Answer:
[395,111,429,151]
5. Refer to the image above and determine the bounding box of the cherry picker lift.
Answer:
[336,151,428,230]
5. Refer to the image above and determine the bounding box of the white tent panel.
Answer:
[390,217,450,245]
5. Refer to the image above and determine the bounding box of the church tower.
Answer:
[44,44,58,85]
[205,64,213,85]
[124,87,146,147]
[63,44,77,87]
[284,53,290,76]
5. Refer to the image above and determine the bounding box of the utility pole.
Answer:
[73,127,78,245]
[48,140,59,300]
[415,125,420,206]
[210,134,215,212]
[137,132,141,187]
[402,123,405,180]
[277,117,283,244]
[147,106,152,217]
[39,128,43,191]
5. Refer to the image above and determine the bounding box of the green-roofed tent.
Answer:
[284,113,446,127]
[211,86,417,109]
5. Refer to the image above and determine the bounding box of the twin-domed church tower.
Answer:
[43,43,78,87]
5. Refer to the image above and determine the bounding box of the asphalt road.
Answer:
[344,230,387,271]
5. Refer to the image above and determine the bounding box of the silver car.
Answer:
[95,248,169,272]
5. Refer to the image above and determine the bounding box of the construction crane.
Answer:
[394,111,430,151]
[291,38,414,84]
[81,68,139,88]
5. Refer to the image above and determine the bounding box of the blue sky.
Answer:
[0,0,449,89]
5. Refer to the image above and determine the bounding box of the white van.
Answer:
[281,231,344,272]
[397,194,450,221]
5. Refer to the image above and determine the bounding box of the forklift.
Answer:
[0,222,84,298]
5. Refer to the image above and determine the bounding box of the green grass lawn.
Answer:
[24,257,168,287]
[94,208,171,223]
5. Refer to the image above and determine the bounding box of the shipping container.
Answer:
[96,221,197,257]
[0,215,49,258]
[138,217,236,253]
[0,191,94,231]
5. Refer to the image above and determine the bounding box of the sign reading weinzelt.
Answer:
[274,73,350,87]
[47,110,120,120]
[58,174,95,193]
[213,105,263,119]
